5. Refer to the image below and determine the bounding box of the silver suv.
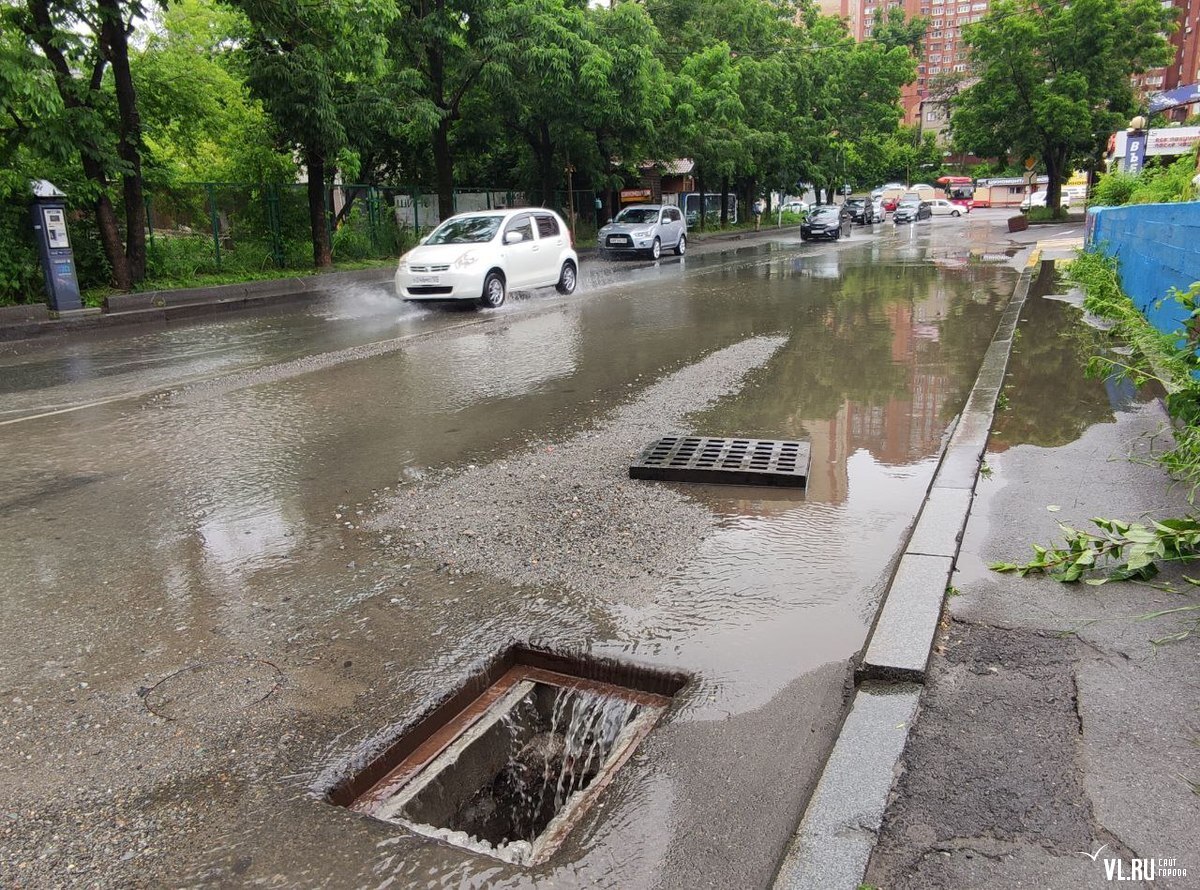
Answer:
[598,204,687,259]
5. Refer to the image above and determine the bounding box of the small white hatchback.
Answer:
[395,208,578,308]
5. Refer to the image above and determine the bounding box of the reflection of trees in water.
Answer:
[989,266,1121,451]
[693,260,1011,447]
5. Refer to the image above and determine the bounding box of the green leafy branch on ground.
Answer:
[991,517,1200,583]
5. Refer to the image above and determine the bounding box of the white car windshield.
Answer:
[615,208,659,224]
[426,216,502,245]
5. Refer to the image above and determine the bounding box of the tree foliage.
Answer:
[953,0,1175,210]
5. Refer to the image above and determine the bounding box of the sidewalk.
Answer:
[861,264,1199,888]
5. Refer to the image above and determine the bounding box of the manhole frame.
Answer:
[629,435,811,488]
[326,646,688,865]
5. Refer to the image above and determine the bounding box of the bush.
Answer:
[1091,151,1197,208]
[1091,172,1137,207]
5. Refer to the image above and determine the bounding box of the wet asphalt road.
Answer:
[1,212,1031,889]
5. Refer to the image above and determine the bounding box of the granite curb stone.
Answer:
[771,683,922,890]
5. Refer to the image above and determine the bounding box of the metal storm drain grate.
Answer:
[329,648,686,866]
[629,436,811,488]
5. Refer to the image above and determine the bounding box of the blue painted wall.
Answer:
[1087,203,1200,335]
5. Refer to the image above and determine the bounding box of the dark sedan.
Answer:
[800,206,852,241]
[845,197,874,224]
[893,200,932,224]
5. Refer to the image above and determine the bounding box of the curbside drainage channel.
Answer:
[771,250,1042,890]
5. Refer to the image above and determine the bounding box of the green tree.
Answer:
[226,0,396,267]
[133,0,292,186]
[387,0,506,220]
[953,0,1175,210]
[7,0,151,289]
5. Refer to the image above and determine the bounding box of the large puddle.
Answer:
[0,224,1024,887]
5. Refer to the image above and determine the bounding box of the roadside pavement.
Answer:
[863,262,1200,888]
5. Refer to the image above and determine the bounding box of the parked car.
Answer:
[395,208,577,309]
[845,197,872,224]
[1020,190,1071,212]
[782,200,809,215]
[800,205,852,240]
[929,198,966,217]
[869,196,887,221]
[598,204,687,259]
[893,198,932,224]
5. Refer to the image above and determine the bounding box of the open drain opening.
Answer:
[330,649,684,866]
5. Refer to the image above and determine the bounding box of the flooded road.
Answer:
[0,214,1027,888]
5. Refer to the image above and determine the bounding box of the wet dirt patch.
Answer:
[374,335,787,598]
[142,656,282,722]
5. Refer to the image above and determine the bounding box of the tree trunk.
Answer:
[1045,147,1069,212]
[306,152,332,268]
[98,0,146,284]
[720,175,730,227]
[539,121,556,207]
[433,117,455,222]
[94,192,129,291]
[696,172,706,232]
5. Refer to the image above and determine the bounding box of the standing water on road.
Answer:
[0,222,1026,888]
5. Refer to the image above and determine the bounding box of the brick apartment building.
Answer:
[1134,0,1200,118]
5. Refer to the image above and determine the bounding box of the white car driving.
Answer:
[395,208,578,308]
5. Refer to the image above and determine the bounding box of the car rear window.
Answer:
[534,214,560,237]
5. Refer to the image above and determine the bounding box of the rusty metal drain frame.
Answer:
[629,436,811,488]
[327,646,688,865]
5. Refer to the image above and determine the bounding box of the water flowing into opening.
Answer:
[442,685,639,852]
[332,653,683,866]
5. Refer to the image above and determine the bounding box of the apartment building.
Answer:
[1134,0,1200,117]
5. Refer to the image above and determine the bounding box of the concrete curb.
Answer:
[772,683,922,890]
[770,252,1041,890]
[0,267,395,343]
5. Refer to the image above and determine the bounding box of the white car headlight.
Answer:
[631,229,652,238]
[454,250,478,269]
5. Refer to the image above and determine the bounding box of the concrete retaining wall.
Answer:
[1087,202,1200,334]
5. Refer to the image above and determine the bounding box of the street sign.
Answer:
[1024,156,1037,170]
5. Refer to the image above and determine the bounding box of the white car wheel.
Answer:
[479,271,506,309]
[675,234,686,256]
[555,261,577,295]
[649,238,661,260]
[952,209,961,217]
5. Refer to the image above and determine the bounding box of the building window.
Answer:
[953,63,967,72]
